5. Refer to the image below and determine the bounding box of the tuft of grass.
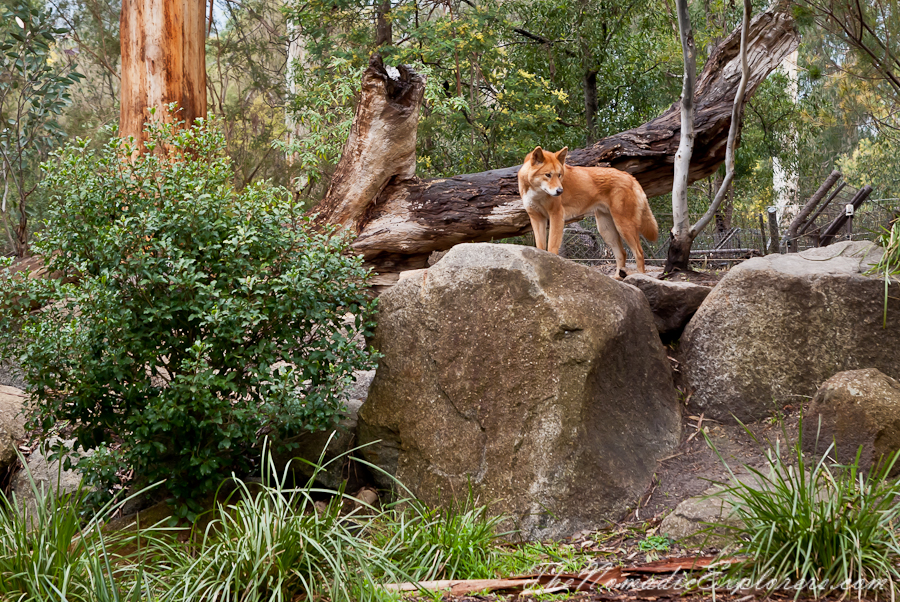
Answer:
[0,459,161,602]
[158,447,416,602]
[707,418,900,599]
[0,442,515,601]
[638,534,672,552]
[491,541,598,576]
[376,491,507,581]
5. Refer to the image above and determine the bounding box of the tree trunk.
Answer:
[665,0,697,275]
[375,0,392,47]
[583,70,598,145]
[665,0,752,274]
[119,0,207,147]
[312,5,799,287]
[312,54,425,236]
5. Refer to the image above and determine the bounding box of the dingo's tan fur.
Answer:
[518,146,659,278]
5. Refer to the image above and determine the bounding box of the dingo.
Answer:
[518,146,659,279]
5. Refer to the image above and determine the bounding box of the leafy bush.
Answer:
[0,118,377,518]
[709,421,900,599]
[0,0,83,257]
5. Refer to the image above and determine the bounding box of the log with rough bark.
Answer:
[119,0,207,147]
[313,5,799,286]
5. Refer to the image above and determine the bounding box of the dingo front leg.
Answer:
[527,210,548,251]
[547,205,565,255]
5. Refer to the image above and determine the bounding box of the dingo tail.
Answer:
[634,181,659,242]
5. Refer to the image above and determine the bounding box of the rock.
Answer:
[358,243,681,540]
[682,241,900,423]
[622,274,712,342]
[273,370,374,489]
[0,361,25,389]
[802,369,900,473]
[0,386,26,472]
[659,486,742,547]
[10,437,89,520]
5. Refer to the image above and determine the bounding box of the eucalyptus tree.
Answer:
[0,0,81,256]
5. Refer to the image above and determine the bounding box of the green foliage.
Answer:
[708,422,900,599]
[493,540,596,576]
[207,0,293,190]
[0,117,377,519]
[838,137,900,199]
[638,534,672,552]
[0,449,510,602]
[0,0,82,256]
[866,219,900,327]
[282,0,679,189]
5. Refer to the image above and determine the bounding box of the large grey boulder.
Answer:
[803,369,900,472]
[358,243,681,540]
[623,274,712,342]
[0,386,26,472]
[682,241,900,423]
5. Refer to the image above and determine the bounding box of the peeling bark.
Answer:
[312,54,425,234]
[119,0,207,147]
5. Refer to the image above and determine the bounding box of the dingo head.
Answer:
[523,146,568,197]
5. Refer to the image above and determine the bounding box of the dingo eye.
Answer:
[545,173,551,178]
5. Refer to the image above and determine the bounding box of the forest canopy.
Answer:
[2,0,900,255]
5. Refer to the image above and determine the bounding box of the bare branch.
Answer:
[691,0,751,237]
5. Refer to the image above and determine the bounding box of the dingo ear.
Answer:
[531,146,545,164]
[556,147,568,164]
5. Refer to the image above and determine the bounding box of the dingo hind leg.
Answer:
[613,212,655,274]
[594,209,628,280]
[616,224,647,274]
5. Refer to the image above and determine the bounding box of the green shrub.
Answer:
[0,117,377,519]
[708,421,900,599]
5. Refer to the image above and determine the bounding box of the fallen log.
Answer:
[312,5,799,286]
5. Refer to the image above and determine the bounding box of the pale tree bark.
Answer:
[119,0,208,147]
[665,0,752,274]
[666,0,697,274]
[692,0,751,237]
[312,4,798,287]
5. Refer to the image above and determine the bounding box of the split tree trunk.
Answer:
[120,0,207,147]
[313,5,799,287]
[312,54,425,234]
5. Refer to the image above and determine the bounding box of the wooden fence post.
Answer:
[767,207,780,254]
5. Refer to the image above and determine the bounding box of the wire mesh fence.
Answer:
[509,178,898,269]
